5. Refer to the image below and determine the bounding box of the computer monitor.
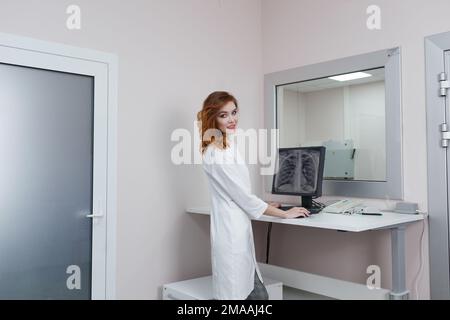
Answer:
[271,146,326,209]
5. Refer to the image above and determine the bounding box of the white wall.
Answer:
[261,0,450,299]
[0,0,264,299]
[280,89,303,147]
[348,81,386,180]
[304,87,345,143]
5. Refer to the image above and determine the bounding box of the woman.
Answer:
[197,91,310,300]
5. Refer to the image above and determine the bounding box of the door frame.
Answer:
[0,32,118,299]
[425,31,450,299]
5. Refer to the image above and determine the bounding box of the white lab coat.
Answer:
[202,138,268,300]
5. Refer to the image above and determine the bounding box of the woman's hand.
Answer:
[268,202,281,208]
[284,207,310,219]
[263,203,309,219]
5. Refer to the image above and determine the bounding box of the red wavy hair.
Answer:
[197,91,238,154]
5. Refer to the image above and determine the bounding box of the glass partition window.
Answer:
[276,67,386,182]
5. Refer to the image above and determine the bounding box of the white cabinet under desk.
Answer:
[186,207,425,300]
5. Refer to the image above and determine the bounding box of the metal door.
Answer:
[0,40,109,299]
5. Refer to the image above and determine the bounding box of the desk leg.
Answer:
[390,226,409,300]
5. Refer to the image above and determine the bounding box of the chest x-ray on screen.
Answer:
[273,148,321,194]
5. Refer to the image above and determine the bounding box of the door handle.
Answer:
[86,208,104,218]
[87,200,105,218]
[86,214,104,218]
[86,212,104,218]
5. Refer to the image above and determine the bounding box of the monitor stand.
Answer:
[301,196,313,209]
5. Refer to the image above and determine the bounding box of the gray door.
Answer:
[0,63,94,299]
[425,31,450,299]
[445,51,450,298]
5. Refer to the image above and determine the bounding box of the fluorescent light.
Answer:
[328,72,372,82]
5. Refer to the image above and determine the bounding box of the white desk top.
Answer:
[186,207,425,232]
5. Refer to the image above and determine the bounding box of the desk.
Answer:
[186,207,425,300]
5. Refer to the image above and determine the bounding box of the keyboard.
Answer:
[279,206,322,214]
